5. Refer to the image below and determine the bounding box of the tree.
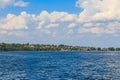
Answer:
[108,47,115,51]
[116,48,120,51]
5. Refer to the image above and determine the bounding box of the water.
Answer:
[0,52,120,80]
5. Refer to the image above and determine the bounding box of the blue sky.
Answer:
[0,0,120,47]
[0,0,81,16]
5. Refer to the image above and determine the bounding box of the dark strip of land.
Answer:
[0,43,119,51]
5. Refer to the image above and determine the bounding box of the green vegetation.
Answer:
[0,43,119,51]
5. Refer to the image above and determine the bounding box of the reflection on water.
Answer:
[0,52,120,80]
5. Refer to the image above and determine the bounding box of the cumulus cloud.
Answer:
[1,10,120,36]
[0,11,77,36]
[1,0,120,37]
[38,11,76,23]
[76,0,120,22]
[0,12,28,30]
[45,23,59,29]
[78,21,120,35]
[14,0,29,7]
[0,0,28,8]
[76,0,120,35]
[68,23,76,28]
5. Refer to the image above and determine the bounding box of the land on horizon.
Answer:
[0,43,119,52]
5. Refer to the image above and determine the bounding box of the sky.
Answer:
[0,0,120,47]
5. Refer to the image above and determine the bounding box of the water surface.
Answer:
[0,51,120,80]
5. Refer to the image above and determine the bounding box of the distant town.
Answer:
[0,43,119,51]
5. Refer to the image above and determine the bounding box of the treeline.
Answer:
[0,43,120,51]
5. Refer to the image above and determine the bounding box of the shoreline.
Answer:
[0,51,120,53]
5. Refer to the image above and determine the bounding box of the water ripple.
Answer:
[0,52,120,80]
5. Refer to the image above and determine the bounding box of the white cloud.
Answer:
[0,0,12,8]
[75,0,120,35]
[1,10,120,36]
[38,11,76,23]
[78,27,104,34]
[14,0,28,7]
[1,0,120,36]
[83,23,93,27]
[45,23,59,29]
[38,21,45,29]
[0,0,28,8]
[0,13,28,30]
[0,11,77,35]
[76,0,120,22]
[68,23,76,28]
[78,21,120,35]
